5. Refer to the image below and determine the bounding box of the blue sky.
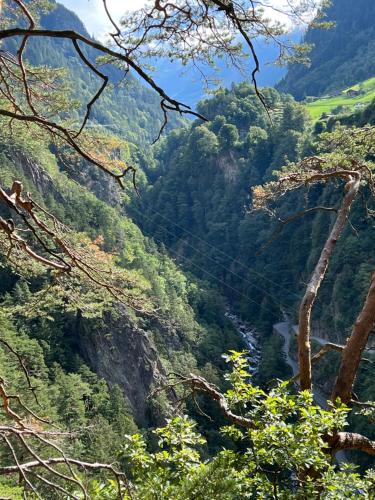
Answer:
[59,0,309,38]
[59,0,133,37]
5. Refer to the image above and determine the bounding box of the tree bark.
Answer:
[298,175,360,390]
[328,432,375,456]
[331,272,375,404]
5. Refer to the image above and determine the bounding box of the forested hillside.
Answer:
[135,84,310,328]
[133,1,375,471]
[278,0,375,99]
[138,77,375,385]
[14,2,184,146]
[0,2,248,495]
[1,0,375,497]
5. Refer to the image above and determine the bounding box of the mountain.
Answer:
[138,83,375,467]
[0,0,244,446]
[0,133,242,426]
[133,84,309,330]
[278,0,375,99]
[2,0,375,494]
[11,2,185,146]
[150,34,299,107]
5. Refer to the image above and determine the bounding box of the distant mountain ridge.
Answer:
[53,2,300,107]
[278,0,375,100]
[150,35,298,107]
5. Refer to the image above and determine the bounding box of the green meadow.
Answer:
[305,76,375,120]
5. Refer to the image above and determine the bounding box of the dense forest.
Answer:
[1,0,375,498]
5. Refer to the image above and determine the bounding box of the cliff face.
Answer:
[10,151,170,425]
[75,310,170,427]
[9,152,165,426]
[10,151,63,203]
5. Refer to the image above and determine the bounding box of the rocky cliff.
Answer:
[75,309,172,426]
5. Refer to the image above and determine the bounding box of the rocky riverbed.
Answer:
[225,312,261,374]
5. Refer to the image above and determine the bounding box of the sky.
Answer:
[59,0,310,38]
[59,0,135,37]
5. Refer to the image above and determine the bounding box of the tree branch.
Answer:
[0,28,207,122]
[298,173,361,390]
[171,373,255,429]
[327,432,375,456]
[332,271,375,404]
[288,342,344,385]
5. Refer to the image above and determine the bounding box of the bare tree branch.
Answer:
[332,271,375,404]
[298,173,360,390]
[288,342,344,385]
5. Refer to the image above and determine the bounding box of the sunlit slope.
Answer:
[306,77,375,120]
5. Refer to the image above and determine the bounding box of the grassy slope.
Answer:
[306,77,375,120]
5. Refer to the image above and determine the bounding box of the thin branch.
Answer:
[257,206,338,256]
[0,28,207,122]
[71,39,109,137]
[288,342,344,385]
[163,373,255,429]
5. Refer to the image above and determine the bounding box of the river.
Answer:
[225,311,261,374]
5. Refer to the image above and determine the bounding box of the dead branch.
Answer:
[0,109,135,188]
[0,377,132,499]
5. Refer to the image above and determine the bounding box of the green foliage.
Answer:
[96,354,374,499]
[218,123,239,150]
[256,334,292,386]
[189,125,219,158]
[0,484,23,500]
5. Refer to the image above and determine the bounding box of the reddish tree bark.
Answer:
[328,432,375,456]
[298,174,360,390]
[332,272,375,404]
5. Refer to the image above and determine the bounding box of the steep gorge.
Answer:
[0,138,246,429]
[1,0,375,479]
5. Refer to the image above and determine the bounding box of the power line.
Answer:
[149,231,284,321]
[134,199,301,300]
[130,203,296,311]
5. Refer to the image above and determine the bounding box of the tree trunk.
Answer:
[298,176,360,390]
[331,272,375,404]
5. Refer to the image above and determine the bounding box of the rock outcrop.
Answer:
[75,309,170,427]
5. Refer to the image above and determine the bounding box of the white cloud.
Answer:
[261,0,319,26]
[59,0,145,38]
[59,0,317,38]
